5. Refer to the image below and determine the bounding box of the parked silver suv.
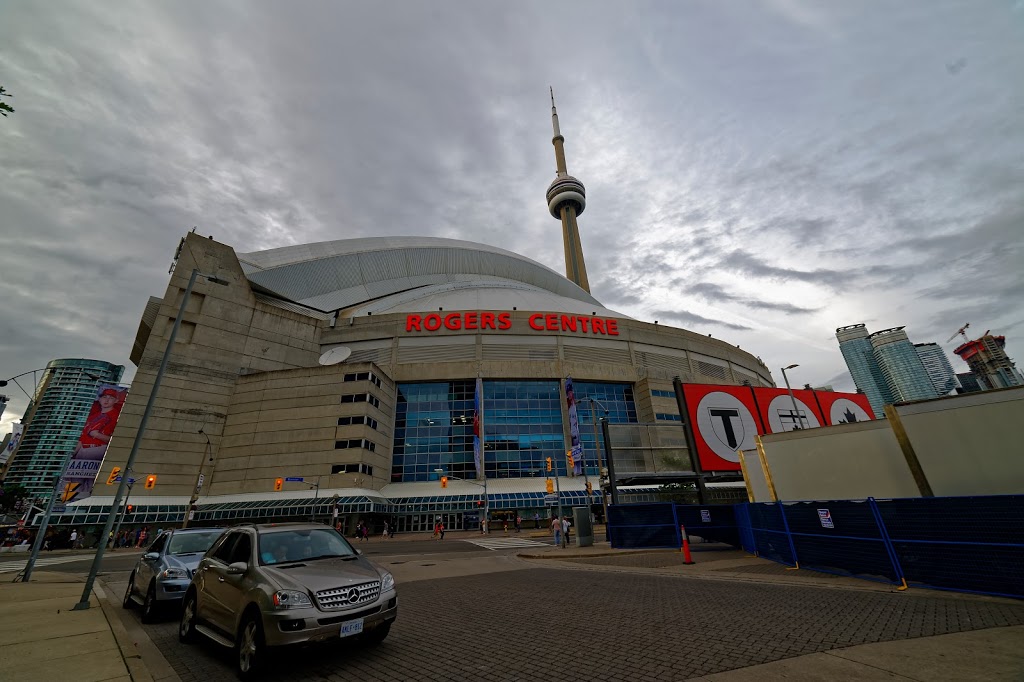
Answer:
[179,523,397,679]
[123,527,225,622]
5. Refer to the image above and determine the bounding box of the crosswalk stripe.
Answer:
[0,556,89,572]
[462,537,550,551]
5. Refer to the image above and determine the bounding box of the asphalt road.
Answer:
[2,534,531,576]
[105,552,1024,682]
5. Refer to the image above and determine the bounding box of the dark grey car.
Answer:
[123,527,225,622]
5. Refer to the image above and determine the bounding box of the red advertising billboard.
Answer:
[752,388,827,434]
[61,384,129,503]
[681,384,761,472]
[680,384,875,472]
[813,391,875,425]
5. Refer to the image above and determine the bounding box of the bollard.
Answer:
[680,524,695,565]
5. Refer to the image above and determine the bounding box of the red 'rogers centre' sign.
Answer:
[405,312,620,336]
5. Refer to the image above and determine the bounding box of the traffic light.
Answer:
[546,456,552,472]
[586,481,593,495]
[274,477,284,492]
[440,476,448,489]
[126,504,134,514]
[566,450,574,467]
[144,475,157,490]
[477,499,484,507]
[106,466,121,485]
[546,478,554,494]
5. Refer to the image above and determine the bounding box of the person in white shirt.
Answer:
[70,529,79,549]
[561,517,570,548]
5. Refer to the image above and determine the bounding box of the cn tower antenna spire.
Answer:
[544,88,590,292]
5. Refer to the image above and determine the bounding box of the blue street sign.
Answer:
[127,477,136,484]
[114,476,122,482]
[52,505,66,514]
[285,477,304,482]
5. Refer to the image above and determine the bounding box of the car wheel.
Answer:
[141,582,159,624]
[122,572,135,610]
[179,591,198,644]
[362,621,392,645]
[236,612,265,680]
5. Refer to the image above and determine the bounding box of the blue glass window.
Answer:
[572,381,638,477]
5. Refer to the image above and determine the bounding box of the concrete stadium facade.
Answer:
[58,232,772,533]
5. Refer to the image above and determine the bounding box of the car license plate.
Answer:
[339,618,364,638]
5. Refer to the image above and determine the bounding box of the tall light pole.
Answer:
[581,397,609,525]
[435,469,487,533]
[182,428,214,529]
[73,268,228,611]
[781,364,805,430]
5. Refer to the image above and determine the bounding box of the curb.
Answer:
[96,578,180,682]
[517,549,670,560]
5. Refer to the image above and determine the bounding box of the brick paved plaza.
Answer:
[125,560,1024,681]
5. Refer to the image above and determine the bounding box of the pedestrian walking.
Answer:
[534,513,540,529]
[481,518,488,535]
[515,515,522,533]
[562,516,571,548]
[503,519,509,535]
[551,515,562,548]
[439,521,446,540]
[70,529,80,549]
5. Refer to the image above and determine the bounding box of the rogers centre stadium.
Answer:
[52,97,870,534]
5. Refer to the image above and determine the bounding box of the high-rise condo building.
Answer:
[4,358,124,498]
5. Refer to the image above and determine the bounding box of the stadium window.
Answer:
[655,413,681,421]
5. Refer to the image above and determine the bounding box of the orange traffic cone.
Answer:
[681,525,695,565]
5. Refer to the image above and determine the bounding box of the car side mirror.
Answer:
[143,552,160,561]
[356,549,363,555]
[226,561,247,576]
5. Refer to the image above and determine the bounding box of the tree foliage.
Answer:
[0,483,30,514]
[0,86,14,117]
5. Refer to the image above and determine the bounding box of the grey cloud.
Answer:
[1,1,1022,433]
[650,310,752,332]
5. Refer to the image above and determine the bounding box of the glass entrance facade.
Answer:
[391,379,638,483]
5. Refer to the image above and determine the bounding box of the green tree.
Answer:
[657,481,699,504]
[0,86,14,117]
[0,483,30,514]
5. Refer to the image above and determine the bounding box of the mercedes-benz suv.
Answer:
[178,523,398,679]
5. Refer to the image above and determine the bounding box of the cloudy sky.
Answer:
[2,0,1022,434]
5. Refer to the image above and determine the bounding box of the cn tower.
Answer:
[546,88,590,293]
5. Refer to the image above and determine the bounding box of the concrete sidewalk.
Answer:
[0,571,170,682]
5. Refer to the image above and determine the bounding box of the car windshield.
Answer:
[258,528,357,565]
[167,530,224,555]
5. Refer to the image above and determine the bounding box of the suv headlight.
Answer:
[160,567,188,580]
[272,590,312,609]
[380,571,395,592]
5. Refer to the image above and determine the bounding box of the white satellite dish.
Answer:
[318,346,352,366]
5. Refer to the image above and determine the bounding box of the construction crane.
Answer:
[947,323,970,344]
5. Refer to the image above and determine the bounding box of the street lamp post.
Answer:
[581,397,610,526]
[182,429,214,529]
[73,268,228,611]
[434,469,487,533]
[781,364,805,430]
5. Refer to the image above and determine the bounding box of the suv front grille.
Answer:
[315,581,381,610]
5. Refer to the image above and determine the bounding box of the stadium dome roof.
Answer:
[236,237,624,317]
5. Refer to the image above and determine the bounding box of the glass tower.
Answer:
[914,343,957,396]
[869,328,939,403]
[4,359,125,498]
[836,324,891,418]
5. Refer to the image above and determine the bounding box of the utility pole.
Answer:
[73,268,228,611]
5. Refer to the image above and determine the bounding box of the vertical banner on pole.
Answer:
[473,377,484,479]
[565,376,583,475]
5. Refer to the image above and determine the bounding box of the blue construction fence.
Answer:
[607,495,1024,600]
